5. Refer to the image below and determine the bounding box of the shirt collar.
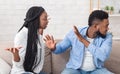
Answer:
[81,26,89,37]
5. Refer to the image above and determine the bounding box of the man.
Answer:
[44,10,113,74]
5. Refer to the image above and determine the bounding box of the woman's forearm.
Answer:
[13,53,20,62]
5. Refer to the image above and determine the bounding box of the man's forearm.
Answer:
[77,35,90,47]
[81,38,90,47]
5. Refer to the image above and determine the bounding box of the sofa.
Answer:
[0,40,120,74]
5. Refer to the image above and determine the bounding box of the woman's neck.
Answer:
[38,29,43,35]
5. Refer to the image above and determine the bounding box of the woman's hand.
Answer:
[5,47,22,62]
[44,35,56,51]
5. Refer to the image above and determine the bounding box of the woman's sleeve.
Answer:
[12,33,27,73]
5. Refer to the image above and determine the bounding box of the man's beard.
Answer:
[96,31,106,38]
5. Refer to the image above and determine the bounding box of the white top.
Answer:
[11,27,45,74]
[81,38,96,71]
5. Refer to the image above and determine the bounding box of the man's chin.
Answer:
[98,33,106,38]
[96,31,106,38]
[100,34,106,38]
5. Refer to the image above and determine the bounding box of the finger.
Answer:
[15,48,19,52]
[46,35,51,40]
[73,25,76,30]
[51,35,54,43]
[73,26,80,35]
[43,38,47,42]
[5,48,10,51]
[45,35,50,40]
[10,48,14,53]
[17,47,22,50]
[73,26,78,32]
[74,25,77,29]
[5,48,12,53]
[73,26,77,33]
[13,48,16,53]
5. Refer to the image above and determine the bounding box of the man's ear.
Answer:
[92,20,100,29]
[92,24,99,31]
[92,24,97,28]
[95,24,99,30]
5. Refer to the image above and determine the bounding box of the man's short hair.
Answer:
[88,10,108,26]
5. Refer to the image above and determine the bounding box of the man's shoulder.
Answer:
[97,32,112,41]
[106,32,112,35]
[78,26,88,31]
[106,32,113,38]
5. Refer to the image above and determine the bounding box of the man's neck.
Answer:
[87,27,95,38]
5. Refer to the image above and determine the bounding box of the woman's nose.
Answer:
[107,27,109,31]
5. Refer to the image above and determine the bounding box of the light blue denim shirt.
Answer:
[53,26,112,69]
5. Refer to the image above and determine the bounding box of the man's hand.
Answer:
[73,26,90,47]
[73,26,84,41]
[44,35,56,51]
[5,47,22,62]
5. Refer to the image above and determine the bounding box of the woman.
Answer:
[5,6,49,74]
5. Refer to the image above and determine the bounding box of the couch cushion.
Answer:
[0,58,11,74]
[0,42,13,66]
[42,45,52,74]
[105,40,120,74]
[52,49,70,74]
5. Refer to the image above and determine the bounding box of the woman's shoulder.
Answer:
[16,27,28,38]
[14,27,28,41]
